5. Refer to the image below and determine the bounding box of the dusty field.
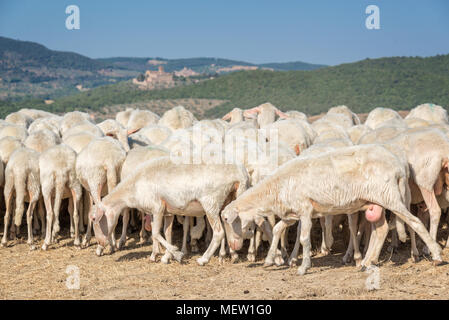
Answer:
[1,217,449,300]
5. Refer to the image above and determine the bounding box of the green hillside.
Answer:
[3,54,448,119]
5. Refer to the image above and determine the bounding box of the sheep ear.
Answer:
[243,107,260,118]
[222,111,232,121]
[275,109,289,119]
[127,128,139,135]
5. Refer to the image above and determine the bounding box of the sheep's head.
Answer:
[221,202,259,251]
[91,202,110,248]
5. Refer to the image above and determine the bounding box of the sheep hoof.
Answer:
[274,255,284,266]
[263,259,274,267]
[41,243,48,251]
[247,253,256,263]
[161,255,171,264]
[433,260,443,266]
[96,246,104,257]
[173,251,184,263]
[117,240,125,250]
[297,266,308,276]
[288,258,297,267]
[196,257,208,266]
[29,244,36,251]
[230,253,239,263]
[411,254,420,263]
[73,238,81,247]
[355,258,362,267]
[342,253,352,264]
[149,254,157,262]
[1,240,7,248]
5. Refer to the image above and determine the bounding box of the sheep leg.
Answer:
[247,232,256,262]
[190,216,206,243]
[420,187,441,242]
[38,197,46,237]
[117,209,129,250]
[343,213,362,265]
[181,216,189,255]
[408,227,420,262]
[82,193,94,248]
[139,211,147,244]
[26,198,37,250]
[288,221,302,267]
[13,177,26,234]
[197,205,224,266]
[280,227,288,259]
[360,209,388,268]
[42,193,54,250]
[205,218,213,245]
[51,184,64,242]
[297,213,313,276]
[161,215,174,264]
[150,204,182,263]
[325,215,334,252]
[391,204,442,263]
[219,237,226,264]
[190,217,199,253]
[1,189,14,247]
[319,217,328,255]
[71,188,80,247]
[254,227,262,257]
[264,220,293,267]
[68,196,75,238]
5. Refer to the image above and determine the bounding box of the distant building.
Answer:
[174,67,199,78]
[133,66,175,89]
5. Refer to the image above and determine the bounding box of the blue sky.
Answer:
[0,0,448,65]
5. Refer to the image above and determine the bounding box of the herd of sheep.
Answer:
[0,102,448,276]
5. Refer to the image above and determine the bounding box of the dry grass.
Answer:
[1,217,449,300]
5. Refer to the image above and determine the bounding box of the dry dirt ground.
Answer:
[1,215,449,300]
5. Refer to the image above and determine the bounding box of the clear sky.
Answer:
[0,0,448,65]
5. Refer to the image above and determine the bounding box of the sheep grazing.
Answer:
[24,129,61,153]
[158,106,197,131]
[63,132,97,154]
[59,111,94,136]
[0,124,28,142]
[0,137,24,166]
[261,119,312,155]
[2,147,40,249]
[405,117,431,128]
[405,103,448,125]
[243,102,289,128]
[222,145,442,275]
[18,108,56,120]
[75,137,126,250]
[135,124,172,146]
[92,157,250,266]
[40,145,81,250]
[327,105,361,125]
[62,121,104,139]
[385,128,449,244]
[346,125,372,144]
[126,109,160,135]
[97,119,130,152]
[284,111,308,122]
[364,107,404,130]
[28,117,61,137]
[119,145,170,245]
[5,112,34,128]
[115,108,135,128]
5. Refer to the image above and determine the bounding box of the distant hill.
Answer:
[97,57,326,74]
[5,54,448,119]
[0,36,138,99]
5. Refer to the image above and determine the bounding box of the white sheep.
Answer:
[405,103,448,125]
[222,144,442,275]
